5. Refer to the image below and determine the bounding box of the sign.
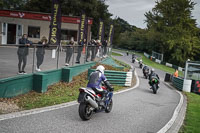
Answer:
[98,19,104,42]
[78,13,88,43]
[49,0,61,45]
[108,24,114,46]
[0,10,93,24]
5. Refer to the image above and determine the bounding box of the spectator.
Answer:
[36,36,48,71]
[17,34,32,74]
[174,69,179,77]
[65,37,74,66]
[91,39,97,61]
[76,39,87,64]
[86,39,92,62]
[102,39,108,57]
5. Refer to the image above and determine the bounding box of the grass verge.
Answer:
[179,93,200,133]
[0,64,133,111]
[111,52,123,56]
[113,49,183,76]
[112,57,131,72]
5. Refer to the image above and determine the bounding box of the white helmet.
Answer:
[151,68,155,73]
[96,65,105,74]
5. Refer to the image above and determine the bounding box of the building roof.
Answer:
[0,9,93,24]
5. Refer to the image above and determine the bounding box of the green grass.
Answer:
[1,69,127,110]
[113,49,183,76]
[112,57,131,72]
[111,52,122,56]
[179,93,200,133]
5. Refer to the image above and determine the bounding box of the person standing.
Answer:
[36,36,48,71]
[91,39,97,61]
[17,34,32,74]
[102,39,108,57]
[86,39,92,62]
[96,40,102,58]
[174,69,179,77]
[65,37,74,66]
[76,39,86,64]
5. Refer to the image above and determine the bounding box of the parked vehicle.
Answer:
[78,86,113,120]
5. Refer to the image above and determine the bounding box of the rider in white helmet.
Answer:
[87,65,113,93]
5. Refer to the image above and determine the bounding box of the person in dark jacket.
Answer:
[65,37,74,66]
[36,36,48,71]
[91,39,97,61]
[86,39,93,62]
[17,34,32,74]
[76,39,86,64]
[102,40,108,57]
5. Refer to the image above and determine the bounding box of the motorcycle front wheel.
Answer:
[152,84,157,94]
[79,102,93,120]
[105,99,113,113]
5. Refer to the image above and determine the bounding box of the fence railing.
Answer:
[0,44,112,79]
[172,76,184,91]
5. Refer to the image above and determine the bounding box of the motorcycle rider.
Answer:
[143,65,149,76]
[139,59,143,68]
[149,68,160,88]
[87,65,113,105]
[132,53,136,62]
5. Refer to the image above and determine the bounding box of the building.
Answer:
[0,10,93,44]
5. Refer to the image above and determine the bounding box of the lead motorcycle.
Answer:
[78,86,113,120]
[149,76,159,94]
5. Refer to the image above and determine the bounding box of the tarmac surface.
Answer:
[0,52,181,133]
[0,46,94,79]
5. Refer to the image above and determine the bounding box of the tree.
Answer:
[0,0,27,9]
[145,0,200,66]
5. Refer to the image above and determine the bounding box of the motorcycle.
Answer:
[149,77,159,94]
[139,62,143,68]
[132,57,136,63]
[143,69,149,79]
[78,86,113,120]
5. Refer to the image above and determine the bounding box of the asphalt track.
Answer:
[0,53,180,133]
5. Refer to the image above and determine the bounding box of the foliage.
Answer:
[0,0,27,9]
[144,0,200,66]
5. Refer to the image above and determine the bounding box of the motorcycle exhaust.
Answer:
[85,96,98,109]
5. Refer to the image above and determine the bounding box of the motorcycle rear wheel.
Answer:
[105,99,113,113]
[79,102,93,120]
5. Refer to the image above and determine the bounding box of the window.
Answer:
[61,29,77,41]
[28,26,40,38]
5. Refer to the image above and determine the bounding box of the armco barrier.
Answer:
[172,76,184,91]
[0,62,96,98]
[0,74,33,98]
[88,69,132,86]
